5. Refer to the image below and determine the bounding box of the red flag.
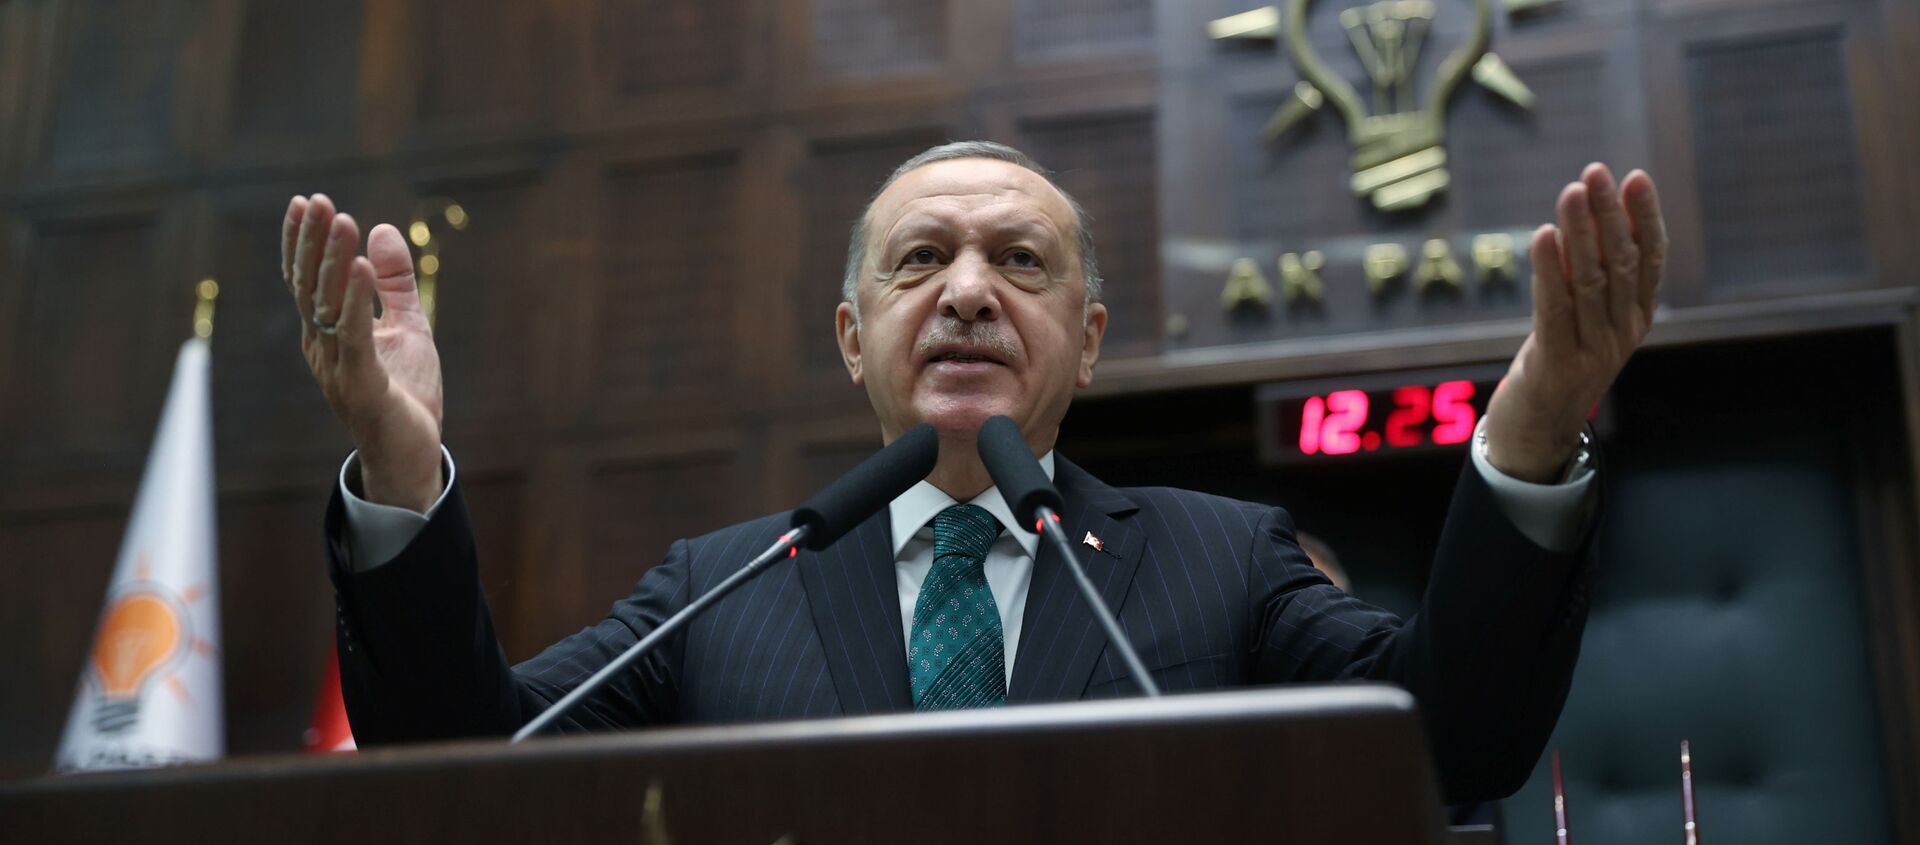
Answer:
[303,643,356,752]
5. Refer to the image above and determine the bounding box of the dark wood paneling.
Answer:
[34,0,195,181]
[224,0,364,148]
[794,132,951,378]
[1020,110,1161,358]
[206,194,351,472]
[0,509,124,779]
[590,153,744,421]
[598,0,749,96]
[1014,0,1154,63]
[2,209,176,483]
[1452,58,1610,230]
[536,450,742,647]
[216,492,333,758]
[810,0,948,80]
[462,472,530,659]
[412,0,558,132]
[418,174,544,441]
[1688,30,1868,293]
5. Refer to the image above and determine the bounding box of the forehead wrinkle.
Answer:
[876,197,1068,256]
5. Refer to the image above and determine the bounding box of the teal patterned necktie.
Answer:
[909,504,1006,710]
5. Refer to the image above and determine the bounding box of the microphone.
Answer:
[513,424,940,742]
[976,416,1161,698]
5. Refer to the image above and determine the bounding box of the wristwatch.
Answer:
[1476,423,1595,485]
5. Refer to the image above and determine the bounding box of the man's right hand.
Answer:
[284,195,446,513]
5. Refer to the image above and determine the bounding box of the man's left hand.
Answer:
[1483,163,1667,483]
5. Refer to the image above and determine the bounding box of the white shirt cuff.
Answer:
[1468,418,1595,554]
[337,446,456,572]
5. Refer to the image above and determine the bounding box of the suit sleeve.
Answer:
[326,479,690,744]
[1247,461,1597,803]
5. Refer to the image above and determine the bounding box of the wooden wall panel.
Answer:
[462,472,530,659]
[222,0,364,157]
[598,0,749,96]
[205,193,351,474]
[1019,111,1162,358]
[1452,58,1610,231]
[590,154,743,421]
[411,0,559,134]
[1013,0,1153,63]
[810,0,948,80]
[1,208,178,485]
[32,0,197,183]
[794,132,951,379]
[417,174,545,442]
[215,492,333,757]
[544,450,743,647]
[0,509,124,779]
[1688,30,1868,294]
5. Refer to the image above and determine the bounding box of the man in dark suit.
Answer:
[280,141,1667,802]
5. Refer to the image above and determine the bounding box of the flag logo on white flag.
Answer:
[57,339,223,772]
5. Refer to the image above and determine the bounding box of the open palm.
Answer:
[283,195,445,512]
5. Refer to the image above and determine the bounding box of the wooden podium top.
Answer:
[2,684,1449,844]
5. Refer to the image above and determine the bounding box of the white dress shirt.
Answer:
[337,421,1594,682]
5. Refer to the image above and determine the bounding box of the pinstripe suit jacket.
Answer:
[327,454,1593,801]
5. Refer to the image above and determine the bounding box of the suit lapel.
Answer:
[795,509,912,714]
[1008,457,1144,704]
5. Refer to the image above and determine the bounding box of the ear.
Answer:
[1077,301,1107,389]
[835,301,864,385]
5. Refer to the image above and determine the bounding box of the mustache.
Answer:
[914,321,1020,363]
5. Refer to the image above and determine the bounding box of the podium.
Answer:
[2,685,1467,843]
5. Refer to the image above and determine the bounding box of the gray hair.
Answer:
[841,141,1103,316]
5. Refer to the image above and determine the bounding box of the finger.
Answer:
[1581,163,1639,345]
[365,224,426,326]
[337,256,380,375]
[1529,223,1575,352]
[314,213,360,360]
[291,194,336,326]
[282,196,308,294]
[1621,169,1667,327]
[1557,182,1609,350]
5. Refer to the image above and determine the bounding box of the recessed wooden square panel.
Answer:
[419,179,540,440]
[40,0,188,176]
[1452,58,1607,230]
[414,0,554,128]
[207,201,346,466]
[4,214,172,478]
[543,451,742,646]
[593,155,742,416]
[461,473,529,659]
[796,134,946,375]
[216,493,333,756]
[227,0,364,143]
[1688,31,1866,290]
[0,510,123,779]
[1013,0,1153,63]
[811,0,947,80]
[597,0,747,97]
[1021,111,1161,358]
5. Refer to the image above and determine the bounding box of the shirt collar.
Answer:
[889,451,1056,560]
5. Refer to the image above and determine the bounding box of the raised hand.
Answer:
[1483,163,1667,482]
[283,195,446,511]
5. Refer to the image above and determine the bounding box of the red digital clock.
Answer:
[1256,366,1509,464]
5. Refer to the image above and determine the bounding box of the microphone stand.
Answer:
[1033,507,1162,698]
[511,525,809,743]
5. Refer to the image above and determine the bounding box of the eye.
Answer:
[1004,249,1041,268]
[904,247,942,267]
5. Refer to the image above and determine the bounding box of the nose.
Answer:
[937,253,1002,323]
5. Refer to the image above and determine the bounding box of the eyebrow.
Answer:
[878,214,1064,255]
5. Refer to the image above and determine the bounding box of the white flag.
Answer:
[56,338,222,771]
